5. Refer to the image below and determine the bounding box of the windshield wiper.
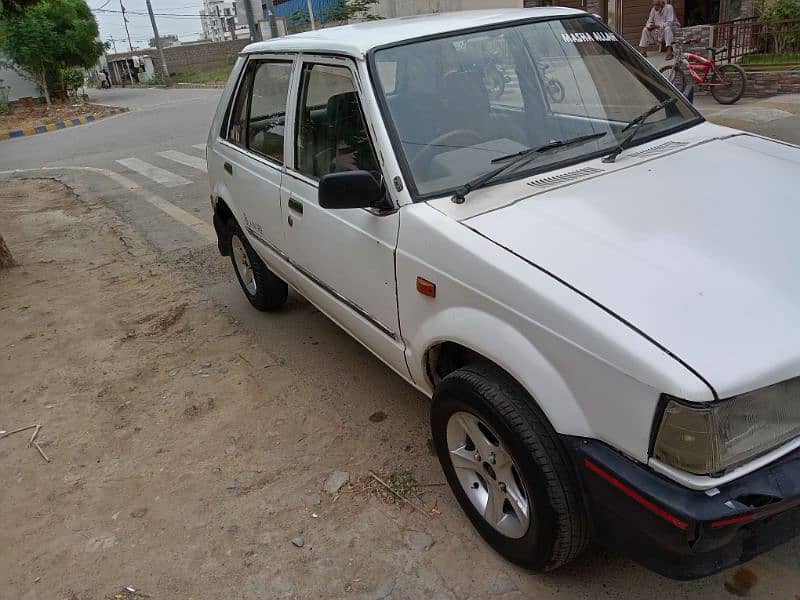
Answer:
[602,98,678,164]
[490,132,607,164]
[452,132,607,203]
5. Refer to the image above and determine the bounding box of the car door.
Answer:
[215,54,295,261]
[281,56,407,376]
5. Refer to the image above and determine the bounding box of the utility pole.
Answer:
[243,0,260,41]
[264,0,279,39]
[116,1,135,87]
[120,1,134,52]
[306,0,316,30]
[144,0,172,84]
[108,36,118,54]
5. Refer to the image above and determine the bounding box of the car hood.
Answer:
[459,133,800,399]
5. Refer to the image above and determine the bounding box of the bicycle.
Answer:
[659,43,747,105]
[537,61,565,103]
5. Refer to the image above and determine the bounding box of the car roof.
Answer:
[242,8,586,57]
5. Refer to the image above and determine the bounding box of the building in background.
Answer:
[200,0,249,41]
[0,51,39,101]
[149,34,180,48]
[270,0,336,25]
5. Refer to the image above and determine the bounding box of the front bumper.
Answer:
[567,438,800,579]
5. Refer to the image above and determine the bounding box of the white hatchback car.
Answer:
[207,9,800,579]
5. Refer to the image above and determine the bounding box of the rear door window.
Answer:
[247,61,293,162]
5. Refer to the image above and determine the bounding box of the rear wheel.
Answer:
[228,219,287,311]
[431,362,589,571]
[660,64,686,91]
[711,63,746,105]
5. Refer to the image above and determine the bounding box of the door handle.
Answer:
[287,197,303,215]
[224,162,233,175]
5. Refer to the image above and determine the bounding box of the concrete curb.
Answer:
[174,83,225,89]
[0,106,130,141]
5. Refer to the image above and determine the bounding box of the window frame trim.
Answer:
[288,53,384,189]
[244,56,296,165]
[221,52,298,169]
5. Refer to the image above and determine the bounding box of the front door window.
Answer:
[294,63,379,180]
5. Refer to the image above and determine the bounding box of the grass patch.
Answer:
[173,64,234,85]
[740,53,800,65]
[386,470,417,497]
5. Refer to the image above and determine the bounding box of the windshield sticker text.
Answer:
[561,32,618,43]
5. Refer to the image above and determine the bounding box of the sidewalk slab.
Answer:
[0,106,130,141]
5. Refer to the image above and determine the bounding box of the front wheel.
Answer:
[660,64,687,91]
[711,63,747,105]
[431,362,589,571]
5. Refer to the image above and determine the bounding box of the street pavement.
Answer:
[3,86,800,598]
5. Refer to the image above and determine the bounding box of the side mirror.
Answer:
[318,171,389,210]
[682,83,695,104]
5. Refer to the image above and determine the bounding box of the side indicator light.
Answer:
[416,277,436,298]
[584,458,689,530]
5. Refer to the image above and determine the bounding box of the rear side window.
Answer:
[248,61,293,162]
[295,63,378,180]
[225,59,293,163]
[226,65,253,146]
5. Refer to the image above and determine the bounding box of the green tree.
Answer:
[0,0,42,18]
[288,8,310,27]
[1,0,103,105]
[320,0,381,23]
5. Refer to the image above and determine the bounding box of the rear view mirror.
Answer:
[319,171,389,210]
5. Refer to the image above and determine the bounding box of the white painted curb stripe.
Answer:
[192,143,207,151]
[116,157,191,187]
[157,150,208,173]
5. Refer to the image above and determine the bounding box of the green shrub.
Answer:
[147,72,166,85]
[758,0,800,53]
[60,67,85,100]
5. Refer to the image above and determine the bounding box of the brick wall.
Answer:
[740,0,755,18]
[745,71,800,96]
[585,0,602,16]
[107,39,249,77]
[675,24,713,53]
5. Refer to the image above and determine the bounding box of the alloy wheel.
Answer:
[231,234,257,295]
[446,411,531,538]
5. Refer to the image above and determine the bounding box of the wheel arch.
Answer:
[415,308,591,439]
[211,187,236,256]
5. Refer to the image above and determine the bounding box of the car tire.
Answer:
[431,361,589,571]
[228,218,287,311]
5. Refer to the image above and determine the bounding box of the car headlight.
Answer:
[653,377,800,475]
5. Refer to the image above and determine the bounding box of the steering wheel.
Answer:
[410,129,484,174]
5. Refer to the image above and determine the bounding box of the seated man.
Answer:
[639,0,679,60]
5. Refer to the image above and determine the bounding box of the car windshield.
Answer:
[370,15,700,198]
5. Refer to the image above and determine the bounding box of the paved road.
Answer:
[3,87,800,599]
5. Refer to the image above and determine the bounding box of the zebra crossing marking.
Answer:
[116,157,191,188]
[157,150,208,173]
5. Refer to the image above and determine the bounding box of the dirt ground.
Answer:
[2,179,798,600]
[0,179,502,600]
[0,103,110,132]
